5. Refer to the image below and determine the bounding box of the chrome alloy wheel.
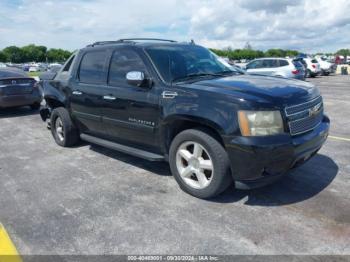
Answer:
[176,141,214,189]
[55,117,64,141]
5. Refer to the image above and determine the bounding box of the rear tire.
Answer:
[169,129,233,199]
[30,102,40,110]
[50,107,79,147]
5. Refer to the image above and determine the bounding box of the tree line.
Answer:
[210,48,301,60]
[0,44,348,63]
[210,47,350,60]
[0,44,72,63]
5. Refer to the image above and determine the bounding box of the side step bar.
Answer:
[80,134,165,161]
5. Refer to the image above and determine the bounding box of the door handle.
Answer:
[162,91,178,99]
[103,95,116,101]
[72,90,83,95]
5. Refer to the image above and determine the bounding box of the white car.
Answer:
[244,58,306,80]
[0,63,7,68]
[315,57,333,75]
[303,58,321,77]
[28,66,39,72]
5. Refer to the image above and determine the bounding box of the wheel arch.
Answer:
[161,115,226,155]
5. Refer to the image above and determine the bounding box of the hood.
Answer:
[185,74,320,106]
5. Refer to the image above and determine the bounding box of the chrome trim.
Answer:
[284,96,322,117]
[103,95,116,100]
[288,121,322,136]
[162,91,178,99]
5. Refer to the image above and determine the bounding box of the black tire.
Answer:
[50,107,79,147]
[169,129,233,199]
[306,69,311,78]
[30,102,40,110]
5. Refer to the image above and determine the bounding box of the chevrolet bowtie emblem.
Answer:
[309,103,322,117]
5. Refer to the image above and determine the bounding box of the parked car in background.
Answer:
[245,58,305,80]
[0,63,7,68]
[303,58,321,77]
[293,58,308,78]
[0,68,42,109]
[315,57,333,75]
[29,66,39,72]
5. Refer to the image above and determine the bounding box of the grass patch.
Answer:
[27,71,41,77]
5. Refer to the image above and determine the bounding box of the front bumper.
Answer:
[224,115,330,189]
[0,93,42,108]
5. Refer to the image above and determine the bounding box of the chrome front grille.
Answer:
[285,96,324,136]
[285,96,322,115]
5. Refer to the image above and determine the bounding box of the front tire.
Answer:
[50,107,79,147]
[169,129,233,199]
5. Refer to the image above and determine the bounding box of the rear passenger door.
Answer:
[101,48,160,149]
[70,50,110,137]
[246,60,264,74]
[260,59,278,76]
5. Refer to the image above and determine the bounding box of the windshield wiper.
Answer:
[172,73,227,83]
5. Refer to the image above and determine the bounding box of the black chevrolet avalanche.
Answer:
[39,39,330,199]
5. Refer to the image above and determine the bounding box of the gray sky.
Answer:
[0,0,349,52]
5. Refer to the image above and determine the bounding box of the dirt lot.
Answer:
[0,75,349,255]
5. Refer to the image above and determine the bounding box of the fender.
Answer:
[39,80,68,121]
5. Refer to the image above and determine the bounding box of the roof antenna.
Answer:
[190,39,195,45]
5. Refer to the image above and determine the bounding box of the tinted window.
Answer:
[247,60,264,69]
[279,60,289,67]
[311,59,318,63]
[262,59,278,68]
[146,45,236,83]
[79,51,108,84]
[293,61,304,69]
[108,49,147,86]
[0,69,27,78]
[294,58,307,67]
[62,55,75,72]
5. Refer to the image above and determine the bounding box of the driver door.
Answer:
[101,48,160,149]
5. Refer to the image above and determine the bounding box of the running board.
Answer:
[80,134,165,161]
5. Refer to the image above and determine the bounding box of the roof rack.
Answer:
[118,38,177,43]
[87,38,177,47]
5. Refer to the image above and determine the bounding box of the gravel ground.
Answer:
[0,74,349,255]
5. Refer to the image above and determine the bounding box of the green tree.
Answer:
[0,51,6,62]
[2,46,25,63]
[22,44,47,62]
[336,49,350,56]
[46,48,72,62]
[265,49,286,57]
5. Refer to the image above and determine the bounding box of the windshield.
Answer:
[145,45,239,83]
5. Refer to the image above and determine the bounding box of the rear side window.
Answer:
[62,55,75,72]
[278,60,289,67]
[108,49,147,86]
[311,59,318,63]
[262,59,278,68]
[79,51,108,84]
[293,61,303,68]
[0,69,26,78]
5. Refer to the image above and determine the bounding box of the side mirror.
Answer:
[126,71,150,88]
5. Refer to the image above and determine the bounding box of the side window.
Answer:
[79,51,108,84]
[108,49,147,86]
[279,60,289,67]
[262,59,276,68]
[247,60,263,69]
[62,55,75,72]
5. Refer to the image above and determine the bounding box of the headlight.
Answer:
[238,110,284,136]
